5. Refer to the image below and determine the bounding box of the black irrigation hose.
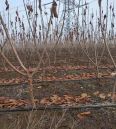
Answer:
[0,77,114,88]
[0,103,116,113]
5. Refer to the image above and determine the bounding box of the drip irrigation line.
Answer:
[0,77,114,88]
[0,103,116,113]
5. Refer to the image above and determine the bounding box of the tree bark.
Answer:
[28,75,36,108]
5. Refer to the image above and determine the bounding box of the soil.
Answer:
[0,77,116,129]
[0,47,116,129]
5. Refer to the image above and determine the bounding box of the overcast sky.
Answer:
[0,0,116,31]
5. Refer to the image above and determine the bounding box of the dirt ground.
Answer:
[0,108,116,129]
[0,77,116,129]
[0,47,116,129]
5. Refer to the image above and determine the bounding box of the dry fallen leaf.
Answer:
[81,93,88,98]
[37,86,42,89]
[112,93,116,101]
[50,95,63,104]
[93,91,100,96]
[80,111,91,116]
[107,93,112,97]
[64,95,74,101]
[99,93,106,99]
[77,111,91,119]
[40,98,51,105]
[111,72,116,77]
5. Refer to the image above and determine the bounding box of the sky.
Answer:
[0,0,116,32]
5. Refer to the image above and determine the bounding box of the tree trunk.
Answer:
[28,75,36,108]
